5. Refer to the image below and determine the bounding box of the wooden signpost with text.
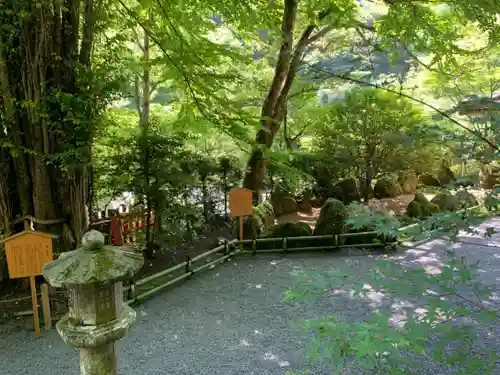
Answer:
[229,188,253,246]
[1,231,55,337]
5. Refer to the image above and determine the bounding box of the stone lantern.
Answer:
[43,230,143,375]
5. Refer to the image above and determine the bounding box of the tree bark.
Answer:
[0,0,97,249]
[243,3,332,194]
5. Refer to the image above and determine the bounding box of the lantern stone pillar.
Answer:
[43,230,143,375]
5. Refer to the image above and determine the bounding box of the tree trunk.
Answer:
[362,142,377,202]
[0,0,97,249]
[243,2,331,194]
[135,24,154,258]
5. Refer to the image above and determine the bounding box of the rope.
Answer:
[10,215,67,225]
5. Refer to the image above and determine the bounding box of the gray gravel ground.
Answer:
[1,217,500,375]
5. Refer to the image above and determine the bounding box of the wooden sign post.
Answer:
[1,231,55,337]
[228,188,253,247]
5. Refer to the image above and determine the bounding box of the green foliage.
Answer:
[374,178,402,199]
[419,173,441,187]
[431,192,459,212]
[313,198,348,237]
[284,248,500,374]
[270,222,313,238]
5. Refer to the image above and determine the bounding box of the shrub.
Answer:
[431,193,459,212]
[313,198,348,238]
[344,202,399,247]
[374,178,402,199]
[406,200,422,218]
[437,166,456,186]
[418,173,440,186]
[232,202,275,239]
[455,190,479,209]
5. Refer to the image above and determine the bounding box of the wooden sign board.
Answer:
[1,230,55,337]
[3,231,54,279]
[229,187,253,217]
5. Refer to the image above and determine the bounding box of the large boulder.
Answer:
[296,190,313,214]
[438,167,456,186]
[270,192,296,216]
[333,178,361,205]
[398,173,419,194]
[418,173,440,187]
[455,190,479,209]
[374,178,402,199]
[282,197,297,215]
[431,193,459,212]
[313,198,348,236]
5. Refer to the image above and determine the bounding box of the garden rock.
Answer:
[282,197,298,214]
[270,191,291,217]
[297,201,313,214]
[455,190,478,209]
[398,173,419,194]
[431,193,459,212]
[374,178,402,199]
[334,178,361,205]
[418,173,440,187]
[313,198,348,236]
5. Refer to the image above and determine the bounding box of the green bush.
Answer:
[406,200,422,218]
[418,173,440,187]
[232,202,275,239]
[431,192,459,212]
[437,166,456,186]
[455,190,479,209]
[374,178,402,199]
[313,198,348,237]
[344,202,399,248]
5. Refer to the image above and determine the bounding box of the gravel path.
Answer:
[1,217,500,375]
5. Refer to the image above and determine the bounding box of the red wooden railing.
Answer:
[89,210,155,245]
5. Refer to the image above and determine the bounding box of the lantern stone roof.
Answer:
[42,230,143,287]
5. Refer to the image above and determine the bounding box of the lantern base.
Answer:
[57,304,136,349]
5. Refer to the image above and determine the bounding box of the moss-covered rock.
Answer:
[282,197,298,214]
[431,193,458,212]
[313,198,348,236]
[333,178,361,205]
[455,190,478,209]
[398,173,419,194]
[271,191,296,216]
[418,173,440,187]
[438,167,456,186]
[374,178,402,199]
